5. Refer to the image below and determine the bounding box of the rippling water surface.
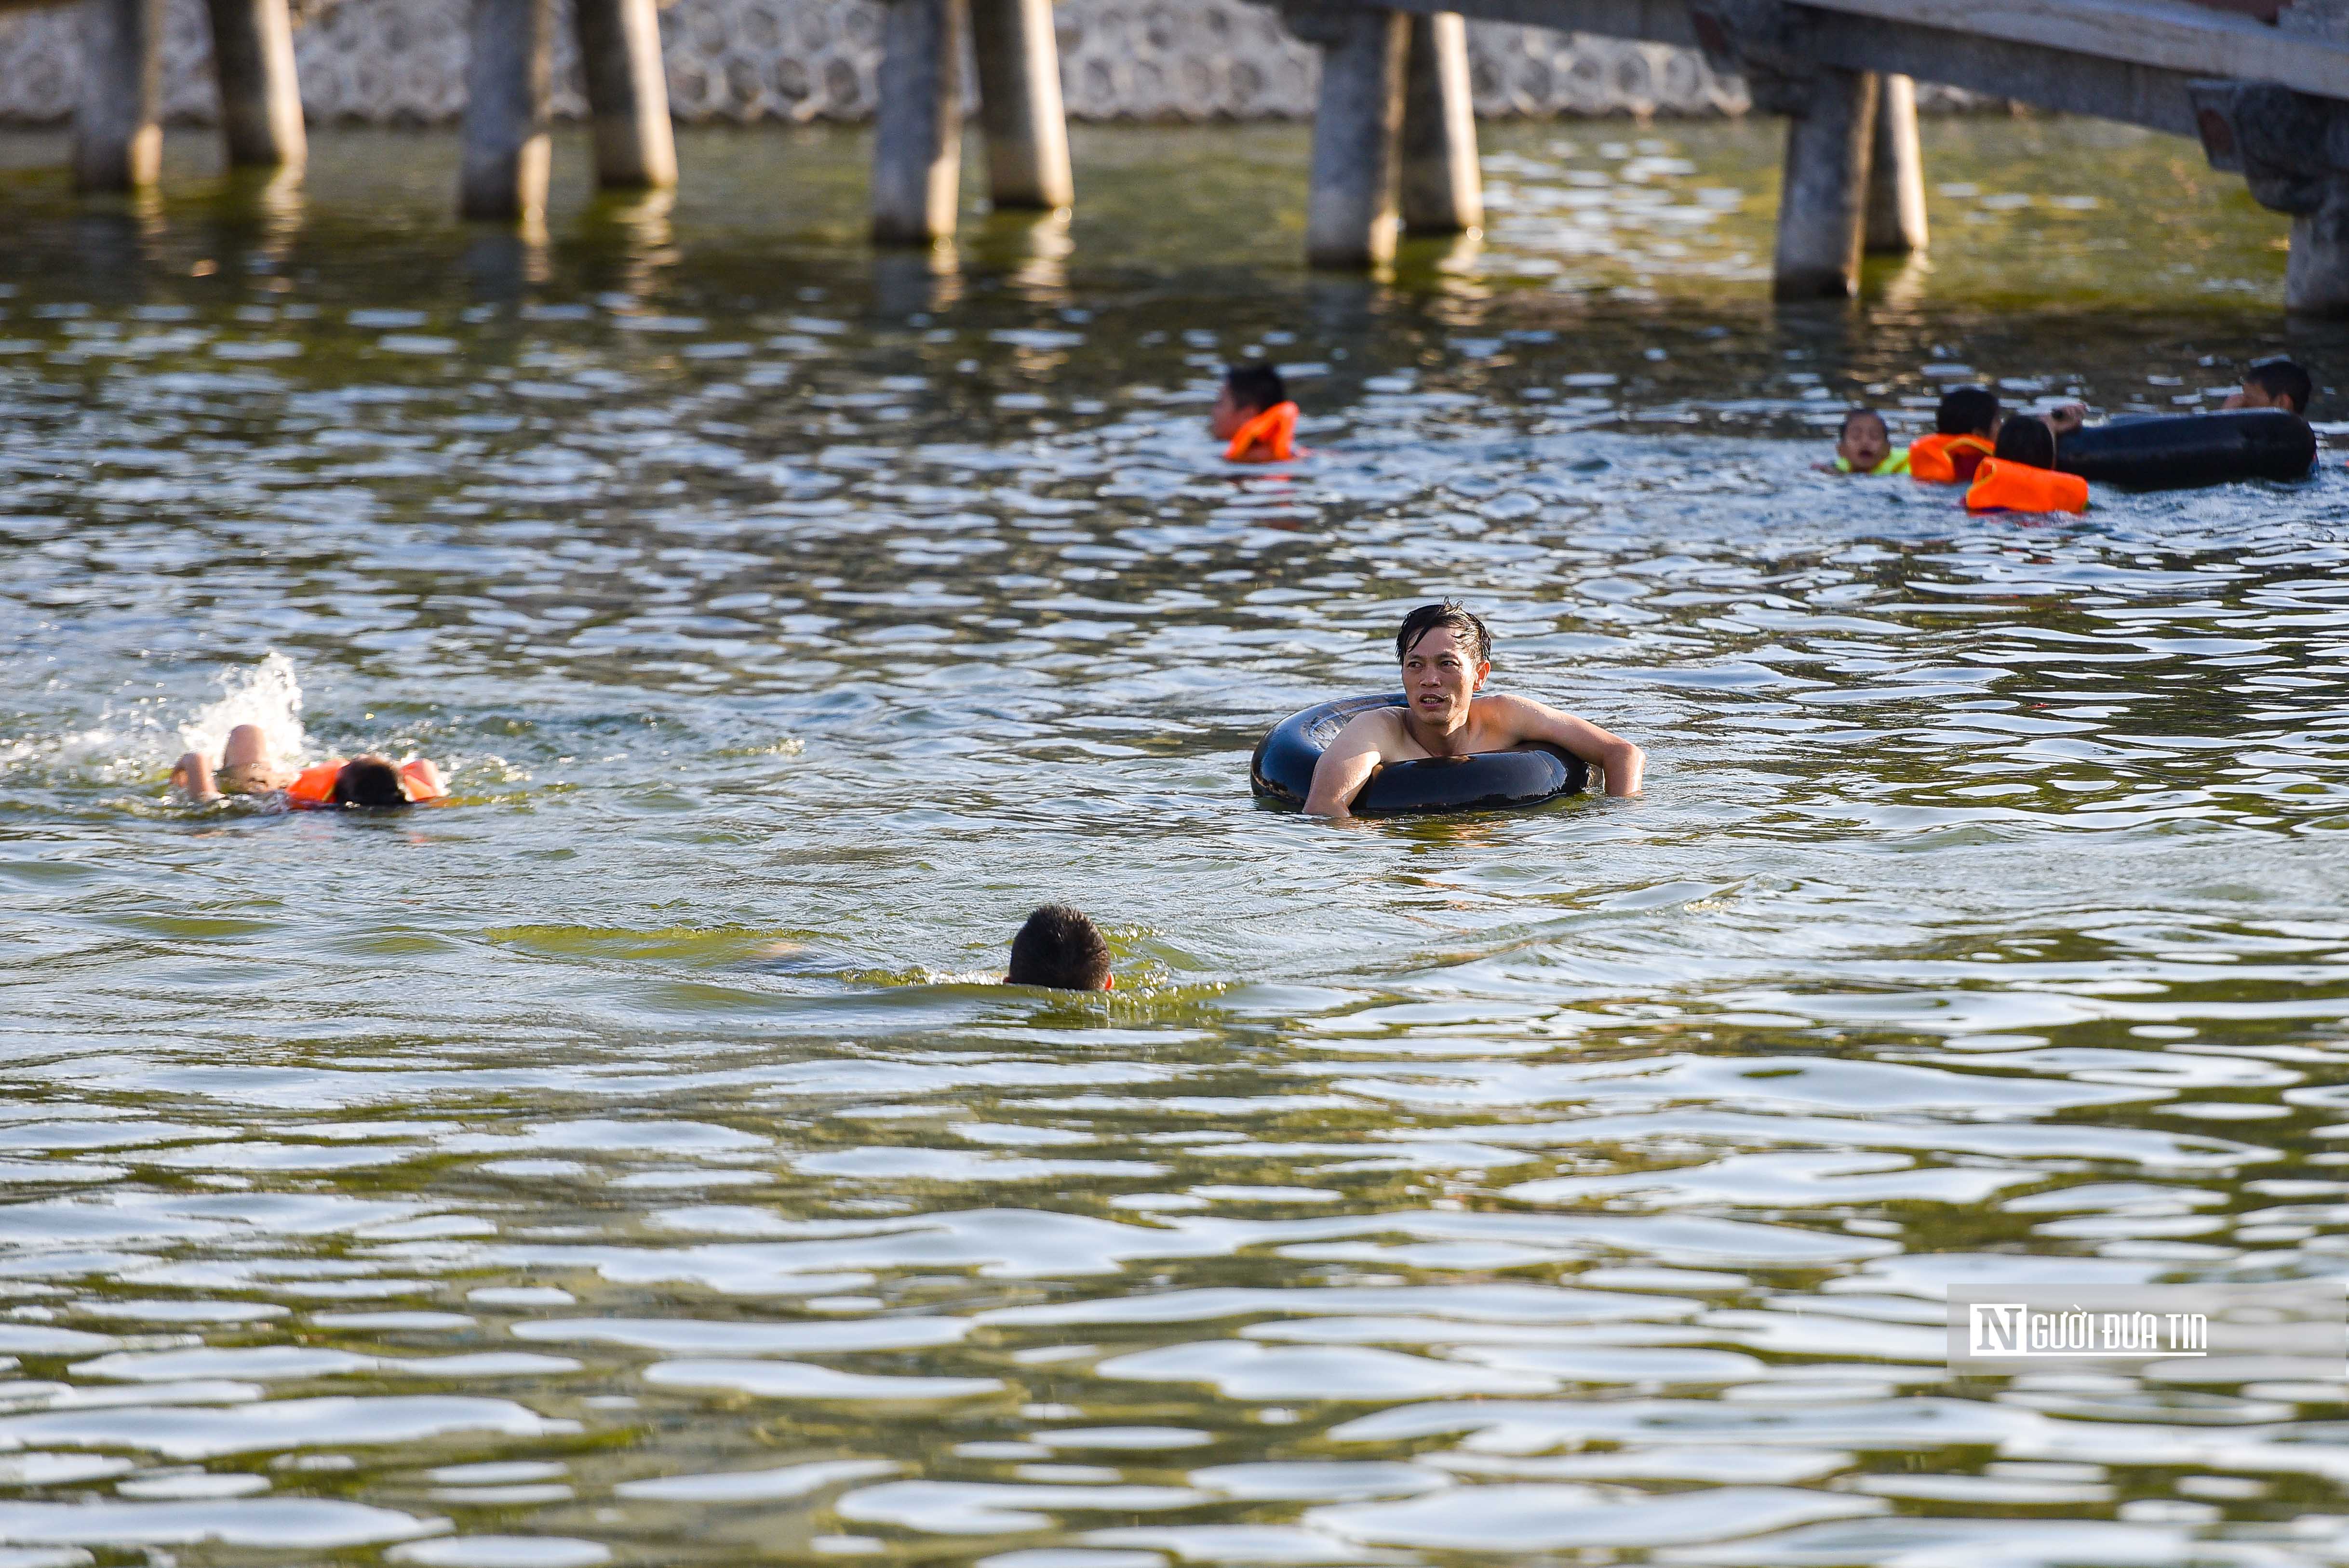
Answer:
[3,114,2349,1568]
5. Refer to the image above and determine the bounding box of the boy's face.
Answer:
[1210,385,1248,441]
[1837,415,1890,472]
[2226,381,2292,414]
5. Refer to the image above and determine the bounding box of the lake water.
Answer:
[2,112,2348,1568]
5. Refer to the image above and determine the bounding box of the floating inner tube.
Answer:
[1250,694,1590,816]
[2056,409,2314,491]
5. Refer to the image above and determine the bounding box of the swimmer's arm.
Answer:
[1491,695,1646,797]
[1302,715,1390,818]
[171,751,220,803]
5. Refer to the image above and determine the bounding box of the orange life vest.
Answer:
[1965,457,2089,515]
[1225,401,1298,463]
[285,760,345,805]
[282,757,447,805]
[1910,432,1994,484]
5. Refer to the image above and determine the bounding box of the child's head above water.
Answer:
[1211,362,1289,440]
[1836,408,1892,473]
[1992,413,2057,469]
[332,756,412,808]
[1937,385,2001,438]
[1007,903,1113,992]
[2231,357,2311,417]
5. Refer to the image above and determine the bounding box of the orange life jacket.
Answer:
[1965,457,2089,515]
[285,760,346,805]
[1910,432,1994,484]
[1225,401,1299,463]
[283,757,448,805]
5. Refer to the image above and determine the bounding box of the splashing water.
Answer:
[176,652,308,768]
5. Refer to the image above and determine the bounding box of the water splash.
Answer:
[176,653,307,767]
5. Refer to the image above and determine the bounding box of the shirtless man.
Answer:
[1304,603,1646,818]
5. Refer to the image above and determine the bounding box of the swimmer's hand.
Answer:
[2043,403,2087,436]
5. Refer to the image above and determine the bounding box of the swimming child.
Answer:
[1211,363,1298,463]
[1965,415,2088,515]
[1823,408,1909,474]
[172,724,447,807]
[1007,904,1113,991]
[1909,385,2000,484]
[2223,357,2311,417]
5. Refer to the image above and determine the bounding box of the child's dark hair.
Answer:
[1839,407,1887,439]
[1224,363,1287,415]
[332,756,409,808]
[1007,904,1111,991]
[1937,385,2000,437]
[2245,357,2312,416]
[1396,601,1491,666]
[1993,415,2057,469]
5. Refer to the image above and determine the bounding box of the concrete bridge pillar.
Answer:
[872,0,969,244]
[1290,3,1410,267]
[2193,80,2349,314]
[205,0,306,173]
[971,0,1074,210]
[575,0,677,188]
[1690,0,1877,297]
[459,0,553,220]
[1864,72,1926,255]
[1772,66,1877,297]
[73,0,163,191]
[1399,11,1481,235]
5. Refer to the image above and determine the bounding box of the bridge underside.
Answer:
[1375,0,2207,137]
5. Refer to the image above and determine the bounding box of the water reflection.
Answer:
[0,116,2345,1568]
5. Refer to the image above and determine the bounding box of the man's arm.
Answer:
[1302,713,1391,818]
[1488,695,1645,797]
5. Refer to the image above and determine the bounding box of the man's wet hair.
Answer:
[2245,357,2312,416]
[332,756,409,808]
[1937,385,2001,437]
[1993,414,2057,469]
[1008,904,1111,991]
[1396,601,1491,666]
[1840,407,1887,440]
[1223,363,1287,415]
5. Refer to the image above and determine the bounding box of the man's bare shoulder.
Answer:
[1332,705,1409,747]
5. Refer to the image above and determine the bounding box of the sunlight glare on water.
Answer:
[0,114,2347,1568]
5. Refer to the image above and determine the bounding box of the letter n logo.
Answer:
[1970,1302,2027,1355]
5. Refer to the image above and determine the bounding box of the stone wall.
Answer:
[0,0,1762,122]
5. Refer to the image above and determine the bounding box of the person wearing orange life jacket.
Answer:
[173,723,448,807]
[1966,414,2088,515]
[1909,385,2001,484]
[1211,362,1299,463]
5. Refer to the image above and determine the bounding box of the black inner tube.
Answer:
[2055,409,2315,491]
[1250,694,1590,816]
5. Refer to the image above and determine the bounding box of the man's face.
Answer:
[2226,381,2293,414]
[1401,626,1490,731]
[1838,415,1890,472]
[1210,386,1247,442]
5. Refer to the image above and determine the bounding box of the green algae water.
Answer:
[2,113,2348,1568]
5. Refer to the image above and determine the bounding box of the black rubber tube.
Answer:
[2055,410,2315,491]
[1250,694,1590,816]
